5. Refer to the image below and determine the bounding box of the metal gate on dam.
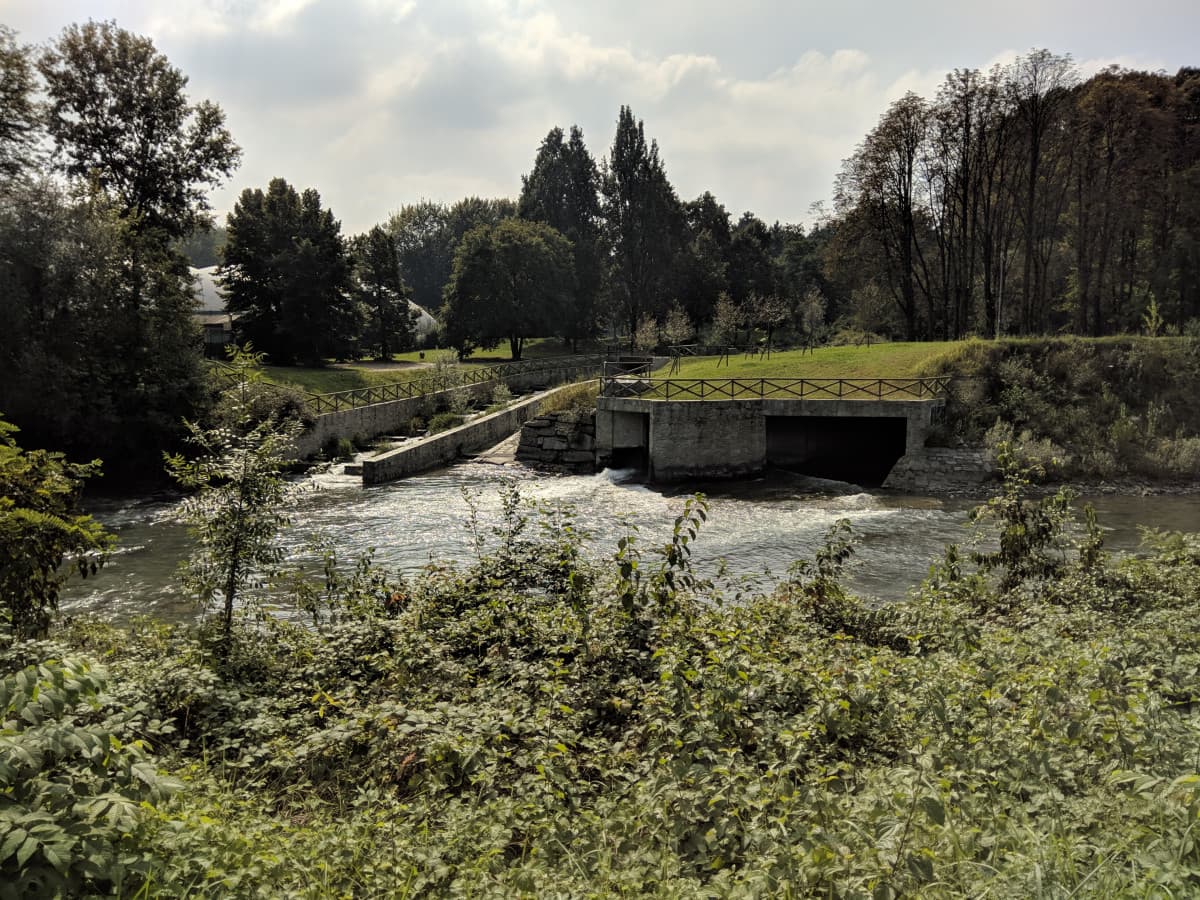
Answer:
[594,374,950,484]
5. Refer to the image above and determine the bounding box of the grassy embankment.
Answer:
[916,336,1200,480]
[666,341,960,381]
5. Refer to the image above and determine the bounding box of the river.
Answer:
[62,461,1200,624]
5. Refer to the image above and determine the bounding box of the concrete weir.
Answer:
[361,385,569,484]
[595,396,945,484]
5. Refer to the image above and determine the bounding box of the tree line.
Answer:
[3,20,1197,469]
[0,22,238,475]
[833,52,1200,339]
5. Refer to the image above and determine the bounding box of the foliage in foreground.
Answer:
[4,466,1200,896]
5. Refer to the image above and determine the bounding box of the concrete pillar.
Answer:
[648,401,765,481]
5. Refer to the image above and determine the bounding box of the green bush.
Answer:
[538,380,599,416]
[427,412,464,434]
[0,657,176,899]
[928,337,1200,479]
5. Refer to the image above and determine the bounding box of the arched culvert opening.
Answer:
[766,415,907,485]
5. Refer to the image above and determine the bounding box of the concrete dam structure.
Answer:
[594,377,948,484]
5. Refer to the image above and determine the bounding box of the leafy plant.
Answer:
[0,415,112,639]
[164,346,304,643]
[0,657,175,898]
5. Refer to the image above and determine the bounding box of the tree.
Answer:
[710,292,741,347]
[221,178,357,365]
[0,414,112,638]
[165,347,303,644]
[835,93,934,339]
[0,181,210,474]
[387,201,453,314]
[678,192,732,324]
[387,196,516,321]
[1007,49,1077,333]
[519,125,605,349]
[746,292,790,352]
[662,303,693,346]
[38,20,239,239]
[351,225,415,360]
[633,314,659,352]
[601,106,685,341]
[728,213,775,304]
[440,219,574,360]
[0,26,38,182]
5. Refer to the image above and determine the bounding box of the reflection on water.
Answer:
[62,461,1200,625]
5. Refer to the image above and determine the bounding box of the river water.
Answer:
[63,461,1200,625]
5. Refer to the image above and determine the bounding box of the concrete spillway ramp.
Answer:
[361,386,570,484]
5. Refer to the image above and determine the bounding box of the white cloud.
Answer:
[4,0,1192,233]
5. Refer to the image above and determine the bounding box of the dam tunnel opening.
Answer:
[766,415,908,485]
[606,410,650,475]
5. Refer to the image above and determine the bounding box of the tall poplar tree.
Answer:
[519,125,604,349]
[601,106,685,340]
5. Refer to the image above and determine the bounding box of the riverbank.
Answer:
[11,467,1200,897]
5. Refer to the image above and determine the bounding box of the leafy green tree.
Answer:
[0,415,112,638]
[728,213,775,304]
[38,20,240,239]
[519,125,605,349]
[0,26,38,182]
[351,225,415,360]
[387,200,453,314]
[601,106,685,341]
[387,197,516,321]
[165,347,303,643]
[221,178,357,365]
[678,192,732,324]
[0,182,210,474]
[441,219,574,360]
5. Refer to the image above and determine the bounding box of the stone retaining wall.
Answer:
[515,411,596,473]
[882,448,995,492]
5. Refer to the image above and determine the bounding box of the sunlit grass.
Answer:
[666,341,969,380]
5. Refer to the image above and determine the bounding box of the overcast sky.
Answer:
[4,1,1196,234]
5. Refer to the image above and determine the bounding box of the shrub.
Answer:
[0,658,175,898]
[427,412,464,434]
[538,381,599,416]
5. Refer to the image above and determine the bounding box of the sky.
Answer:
[3,1,1197,235]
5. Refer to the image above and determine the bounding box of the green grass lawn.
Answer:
[664,341,968,380]
[259,341,970,396]
[260,339,603,395]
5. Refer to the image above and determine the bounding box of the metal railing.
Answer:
[600,375,952,401]
[308,356,605,413]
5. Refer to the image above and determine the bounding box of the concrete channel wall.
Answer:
[595,395,945,482]
[293,364,600,459]
[360,383,581,484]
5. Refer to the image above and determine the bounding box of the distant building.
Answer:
[190,265,232,357]
[190,265,438,355]
[411,301,438,338]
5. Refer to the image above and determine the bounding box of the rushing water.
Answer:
[62,460,1200,625]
